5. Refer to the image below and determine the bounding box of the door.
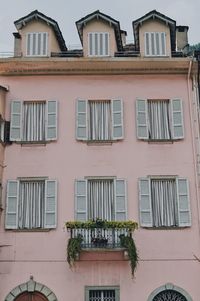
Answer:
[15,292,48,301]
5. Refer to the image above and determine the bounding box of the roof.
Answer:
[132,10,176,52]
[14,10,67,51]
[76,10,125,51]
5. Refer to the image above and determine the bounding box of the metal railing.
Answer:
[69,227,132,249]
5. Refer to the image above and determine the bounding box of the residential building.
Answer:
[0,9,199,301]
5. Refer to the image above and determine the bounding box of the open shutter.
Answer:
[5,180,19,229]
[111,99,124,140]
[46,100,57,141]
[114,179,127,221]
[10,100,22,141]
[139,178,153,227]
[136,99,148,139]
[44,180,57,228]
[75,179,87,221]
[76,99,88,140]
[176,178,191,227]
[171,99,184,139]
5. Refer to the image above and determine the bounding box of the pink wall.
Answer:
[0,74,199,300]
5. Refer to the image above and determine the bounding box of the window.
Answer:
[85,287,119,301]
[5,179,57,229]
[145,32,166,56]
[76,99,123,141]
[0,117,10,143]
[88,32,109,56]
[26,32,48,56]
[75,178,127,221]
[136,99,184,141]
[153,290,187,301]
[139,177,191,228]
[10,100,57,143]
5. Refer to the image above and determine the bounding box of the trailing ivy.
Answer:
[119,234,138,277]
[67,235,83,268]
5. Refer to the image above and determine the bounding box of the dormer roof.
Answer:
[14,10,67,51]
[132,10,176,51]
[76,10,125,51]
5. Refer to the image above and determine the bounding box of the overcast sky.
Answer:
[0,0,199,53]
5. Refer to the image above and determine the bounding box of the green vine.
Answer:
[67,234,83,268]
[119,234,139,277]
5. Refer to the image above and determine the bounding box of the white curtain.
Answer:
[88,179,114,220]
[88,101,111,140]
[151,179,177,227]
[148,100,171,140]
[18,181,45,229]
[23,102,46,141]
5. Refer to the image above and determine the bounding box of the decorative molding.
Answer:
[147,283,193,301]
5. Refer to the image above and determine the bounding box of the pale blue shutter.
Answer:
[111,99,124,140]
[10,100,22,141]
[27,33,31,56]
[176,178,191,227]
[139,178,153,227]
[76,99,88,140]
[5,180,19,229]
[44,180,57,228]
[75,180,87,221]
[46,100,57,141]
[114,179,127,221]
[171,99,184,139]
[136,99,148,139]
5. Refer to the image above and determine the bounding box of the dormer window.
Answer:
[145,32,166,56]
[26,32,48,56]
[88,32,109,56]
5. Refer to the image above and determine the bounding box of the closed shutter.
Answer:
[114,179,127,221]
[136,99,148,139]
[111,99,124,140]
[10,100,22,141]
[75,180,87,221]
[176,178,191,227]
[5,180,19,229]
[139,178,153,227]
[46,100,57,140]
[44,180,57,228]
[171,99,184,139]
[76,99,88,140]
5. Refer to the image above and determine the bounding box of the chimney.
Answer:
[121,30,127,47]
[13,32,22,57]
[176,26,189,53]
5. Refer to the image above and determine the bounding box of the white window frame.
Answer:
[145,32,166,56]
[85,286,120,301]
[26,32,48,57]
[88,32,110,57]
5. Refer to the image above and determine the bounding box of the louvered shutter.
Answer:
[176,178,191,227]
[44,180,57,228]
[76,99,88,140]
[46,100,57,140]
[114,179,127,221]
[139,178,153,227]
[4,121,10,143]
[5,180,19,229]
[111,99,124,140]
[171,99,184,139]
[75,180,87,221]
[136,99,148,139]
[10,100,22,141]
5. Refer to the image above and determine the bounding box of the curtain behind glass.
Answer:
[23,102,45,141]
[88,101,111,140]
[148,100,171,140]
[18,181,45,229]
[151,179,177,227]
[88,179,114,221]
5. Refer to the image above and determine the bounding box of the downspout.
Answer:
[187,58,200,243]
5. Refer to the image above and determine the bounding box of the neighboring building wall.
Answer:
[0,73,199,300]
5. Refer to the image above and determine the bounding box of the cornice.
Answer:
[0,57,196,76]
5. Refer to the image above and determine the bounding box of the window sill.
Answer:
[87,140,113,146]
[148,139,174,144]
[17,141,49,146]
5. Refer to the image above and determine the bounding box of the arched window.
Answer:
[15,292,48,301]
[148,283,193,301]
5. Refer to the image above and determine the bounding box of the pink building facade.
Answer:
[0,9,200,301]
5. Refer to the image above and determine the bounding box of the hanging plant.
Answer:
[67,234,83,268]
[119,234,139,277]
